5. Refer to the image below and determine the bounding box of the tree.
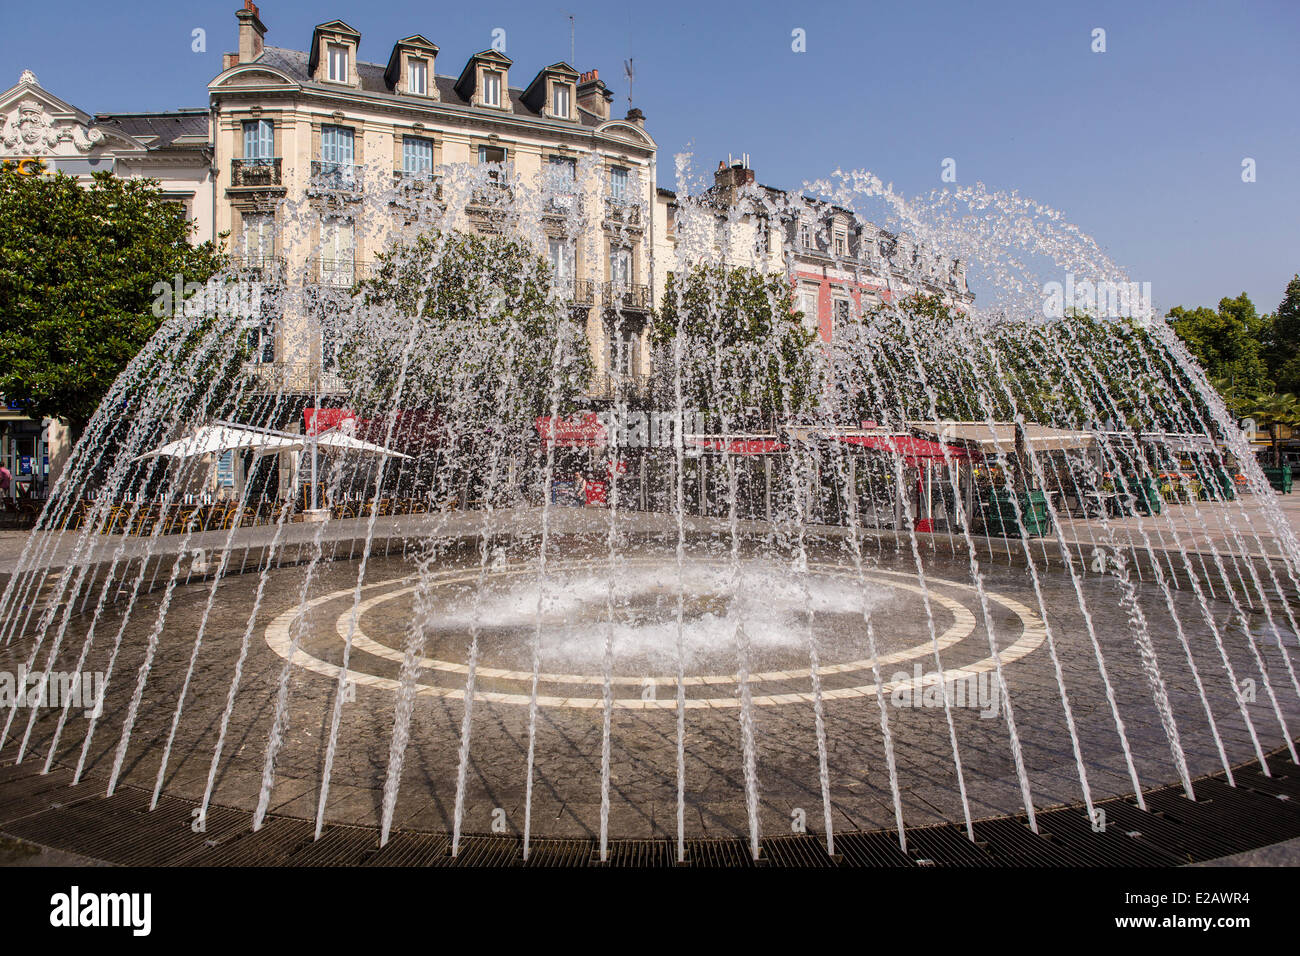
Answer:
[0,163,223,435]
[1267,274,1300,395]
[1247,392,1299,468]
[1168,293,1273,408]
[346,229,592,418]
[651,264,819,430]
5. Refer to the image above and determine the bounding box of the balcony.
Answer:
[393,168,443,199]
[469,177,515,208]
[227,254,284,279]
[306,257,370,287]
[309,161,363,193]
[590,372,651,401]
[603,282,652,313]
[604,197,642,226]
[554,278,595,306]
[230,157,282,189]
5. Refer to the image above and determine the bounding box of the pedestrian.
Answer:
[0,464,11,500]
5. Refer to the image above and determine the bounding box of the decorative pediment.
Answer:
[596,120,655,149]
[0,71,105,156]
[212,64,297,88]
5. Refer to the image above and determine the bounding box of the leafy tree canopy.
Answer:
[0,163,223,434]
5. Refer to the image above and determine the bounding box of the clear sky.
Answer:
[3,0,1297,316]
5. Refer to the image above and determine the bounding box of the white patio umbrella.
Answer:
[135,422,409,460]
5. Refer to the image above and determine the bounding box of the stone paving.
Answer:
[0,491,1296,848]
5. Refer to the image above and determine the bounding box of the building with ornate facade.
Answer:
[653,159,973,345]
[208,1,659,404]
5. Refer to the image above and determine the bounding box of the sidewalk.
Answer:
[0,491,1296,577]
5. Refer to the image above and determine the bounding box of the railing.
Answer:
[305,257,370,286]
[605,197,642,225]
[230,157,282,188]
[589,372,650,400]
[310,161,364,192]
[554,278,596,306]
[544,187,580,216]
[469,178,515,207]
[247,361,346,395]
[227,254,284,278]
[393,169,443,198]
[602,282,652,312]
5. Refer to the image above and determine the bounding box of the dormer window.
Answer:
[798,222,812,249]
[553,83,571,119]
[482,71,502,107]
[408,58,428,95]
[833,226,847,257]
[328,43,350,82]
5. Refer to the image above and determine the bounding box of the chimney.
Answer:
[713,158,755,191]
[625,107,645,128]
[577,69,611,120]
[236,0,267,63]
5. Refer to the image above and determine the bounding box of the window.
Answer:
[402,136,434,176]
[798,287,819,332]
[609,246,632,285]
[608,166,629,202]
[546,156,577,210]
[408,57,427,95]
[320,125,355,185]
[553,83,571,119]
[549,155,576,179]
[482,70,501,107]
[242,213,274,262]
[798,222,812,250]
[246,313,275,364]
[833,297,850,333]
[242,119,273,161]
[327,43,350,83]
[319,218,355,286]
[548,237,575,285]
[607,326,639,377]
[321,125,354,164]
[478,144,507,165]
[833,227,847,258]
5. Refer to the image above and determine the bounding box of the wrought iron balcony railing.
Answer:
[309,161,364,193]
[393,169,443,198]
[469,178,515,207]
[602,282,652,312]
[305,257,370,286]
[589,372,651,400]
[604,197,642,225]
[227,254,284,278]
[230,157,282,188]
[554,278,595,306]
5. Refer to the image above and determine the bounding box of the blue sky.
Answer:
[4,0,1297,315]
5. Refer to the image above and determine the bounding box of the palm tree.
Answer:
[1247,392,1300,468]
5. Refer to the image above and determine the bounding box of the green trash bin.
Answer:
[1263,465,1293,494]
[1115,474,1162,515]
[981,489,1050,537]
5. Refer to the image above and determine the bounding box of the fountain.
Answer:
[1,157,1298,868]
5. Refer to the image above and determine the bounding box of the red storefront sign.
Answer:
[536,412,605,448]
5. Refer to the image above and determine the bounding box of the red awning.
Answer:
[834,434,971,462]
[689,439,787,455]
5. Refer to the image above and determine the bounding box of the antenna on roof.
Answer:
[624,58,635,108]
[568,14,575,67]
